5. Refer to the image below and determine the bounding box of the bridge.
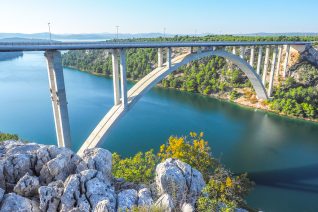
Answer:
[0,41,311,154]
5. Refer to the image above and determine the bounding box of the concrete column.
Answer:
[119,49,127,108]
[213,46,216,51]
[275,46,283,77]
[283,45,291,78]
[167,47,172,68]
[112,49,120,105]
[232,46,236,55]
[268,47,278,97]
[256,46,263,75]
[249,46,255,66]
[262,46,270,85]
[189,47,193,53]
[44,50,71,148]
[158,48,163,67]
[240,46,245,59]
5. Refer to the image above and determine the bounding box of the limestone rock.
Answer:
[39,148,82,184]
[301,44,318,67]
[39,180,64,212]
[117,189,138,211]
[155,193,175,212]
[181,203,194,212]
[5,143,42,156]
[3,153,36,191]
[0,193,40,212]
[155,158,205,209]
[77,148,112,180]
[13,173,40,197]
[0,160,5,190]
[60,169,116,212]
[137,188,153,207]
[0,187,4,203]
[93,199,111,212]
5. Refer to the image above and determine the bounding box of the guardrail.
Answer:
[0,41,313,52]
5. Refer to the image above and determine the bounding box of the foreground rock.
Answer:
[155,158,206,210]
[0,140,207,211]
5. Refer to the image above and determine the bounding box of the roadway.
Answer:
[0,41,311,52]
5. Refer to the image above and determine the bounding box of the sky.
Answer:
[0,0,317,34]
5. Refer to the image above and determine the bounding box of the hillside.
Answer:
[62,35,318,121]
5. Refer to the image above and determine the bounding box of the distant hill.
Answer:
[0,33,175,41]
[0,37,56,43]
[0,32,317,41]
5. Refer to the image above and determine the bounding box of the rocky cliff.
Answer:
[0,140,207,212]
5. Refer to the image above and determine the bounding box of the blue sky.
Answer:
[0,0,317,34]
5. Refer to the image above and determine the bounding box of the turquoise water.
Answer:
[1,52,318,211]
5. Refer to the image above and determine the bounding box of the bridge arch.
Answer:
[78,50,268,154]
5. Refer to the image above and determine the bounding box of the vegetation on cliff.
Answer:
[0,132,19,142]
[112,132,254,211]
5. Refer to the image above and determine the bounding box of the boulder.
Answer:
[39,180,64,212]
[0,193,40,212]
[117,189,138,211]
[13,173,40,197]
[155,193,175,212]
[137,188,153,207]
[60,169,116,212]
[77,148,112,180]
[155,158,205,209]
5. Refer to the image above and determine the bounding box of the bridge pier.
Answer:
[262,46,270,85]
[119,49,127,108]
[256,46,263,75]
[112,50,120,105]
[240,46,245,59]
[249,46,255,67]
[275,46,283,77]
[268,47,278,97]
[283,45,291,77]
[167,47,172,68]
[44,50,71,148]
[232,46,236,55]
[158,48,163,67]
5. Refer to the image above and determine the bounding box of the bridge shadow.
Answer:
[248,164,318,194]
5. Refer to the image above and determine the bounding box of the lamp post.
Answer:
[48,22,52,43]
[115,25,119,40]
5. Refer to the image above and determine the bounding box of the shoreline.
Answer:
[64,65,318,124]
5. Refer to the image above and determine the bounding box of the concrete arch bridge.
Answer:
[0,41,310,153]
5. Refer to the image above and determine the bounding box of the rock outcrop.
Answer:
[155,158,206,210]
[0,140,207,211]
[301,44,318,68]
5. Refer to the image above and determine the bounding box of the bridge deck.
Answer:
[0,41,310,52]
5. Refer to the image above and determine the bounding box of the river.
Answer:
[1,52,318,211]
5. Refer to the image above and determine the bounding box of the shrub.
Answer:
[229,90,239,101]
[112,149,158,184]
[158,132,218,181]
[0,133,19,142]
[197,167,254,211]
